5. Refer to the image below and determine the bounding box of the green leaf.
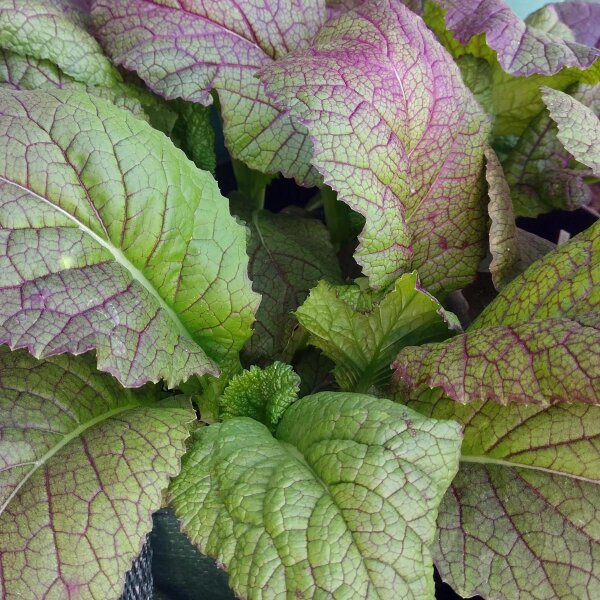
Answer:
[503,84,599,217]
[296,273,459,393]
[394,221,600,404]
[261,0,490,292]
[220,362,300,432]
[407,388,600,600]
[485,146,556,289]
[92,0,325,185]
[543,86,600,177]
[171,100,216,174]
[235,205,342,365]
[424,1,600,137]
[0,48,153,121]
[0,89,259,387]
[485,146,521,289]
[169,391,462,600]
[0,0,120,87]
[0,347,194,599]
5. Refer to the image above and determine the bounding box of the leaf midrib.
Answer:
[0,402,142,516]
[0,176,194,343]
[461,455,600,484]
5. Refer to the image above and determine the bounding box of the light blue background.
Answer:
[507,0,563,18]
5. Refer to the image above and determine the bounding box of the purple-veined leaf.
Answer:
[543,86,600,177]
[0,0,181,136]
[0,0,120,87]
[528,1,600,49]
[91,0,325,185]
[407,387,600,599]
[485,146,520,289]
[0,48,155,122]
[394,221,600,404]
[233,203,342,365]
[170,392,461,599]
[485,146,557,289]
[503,84,600,217]
[432,0,600,76]
[326,0,420,18]
[0,347,194,599]
[0,89,260,387]
[423,1,600,138]
[261,0,490,292]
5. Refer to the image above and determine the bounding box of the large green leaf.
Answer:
[543,86,600,177]
[0,0,120,87]
[0,89,259,387]
[235,205,342,365]
[261,0,490,292]
[92,0,324,185]
[407,388,600,599]
[0,347,194,599]
[394,221,600,404]
[295,272,459,393]
[170,392,462,600]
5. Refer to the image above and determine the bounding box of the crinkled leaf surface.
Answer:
[0,347,193,599]
[0,89,259,387]
[485,146,557,289]
[92,0,325,185]
[425,2,600,137]
[220,361,300,432]
[0,0,120,87]
[261,0,490,292]
[171,100,216,174]
[433,0,600,76]
[528,1,600,49]
[296,272,459,393]
[485,146,520,290]
[543,86,600,177]
[503,84,599,217]
[407,387,600,600]
[0,48,156,123]
[170,391,462,600]
[235,204,342,365]
[394,221,600,404]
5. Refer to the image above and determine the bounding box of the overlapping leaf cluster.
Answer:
[0,1,599,599]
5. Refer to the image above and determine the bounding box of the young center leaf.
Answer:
[220,361,301,432]
[296,272,460,393]
[92,0,326,185]
[543,86,600,177]
[169,392,462,600]
[407,388,600,599]
[394,221,600,405]
[0,89,259,387]
[0,347,194,599]
[261,0,490,293]
[431,0,600,77]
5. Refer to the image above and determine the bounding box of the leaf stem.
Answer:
[232,159,271,210]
